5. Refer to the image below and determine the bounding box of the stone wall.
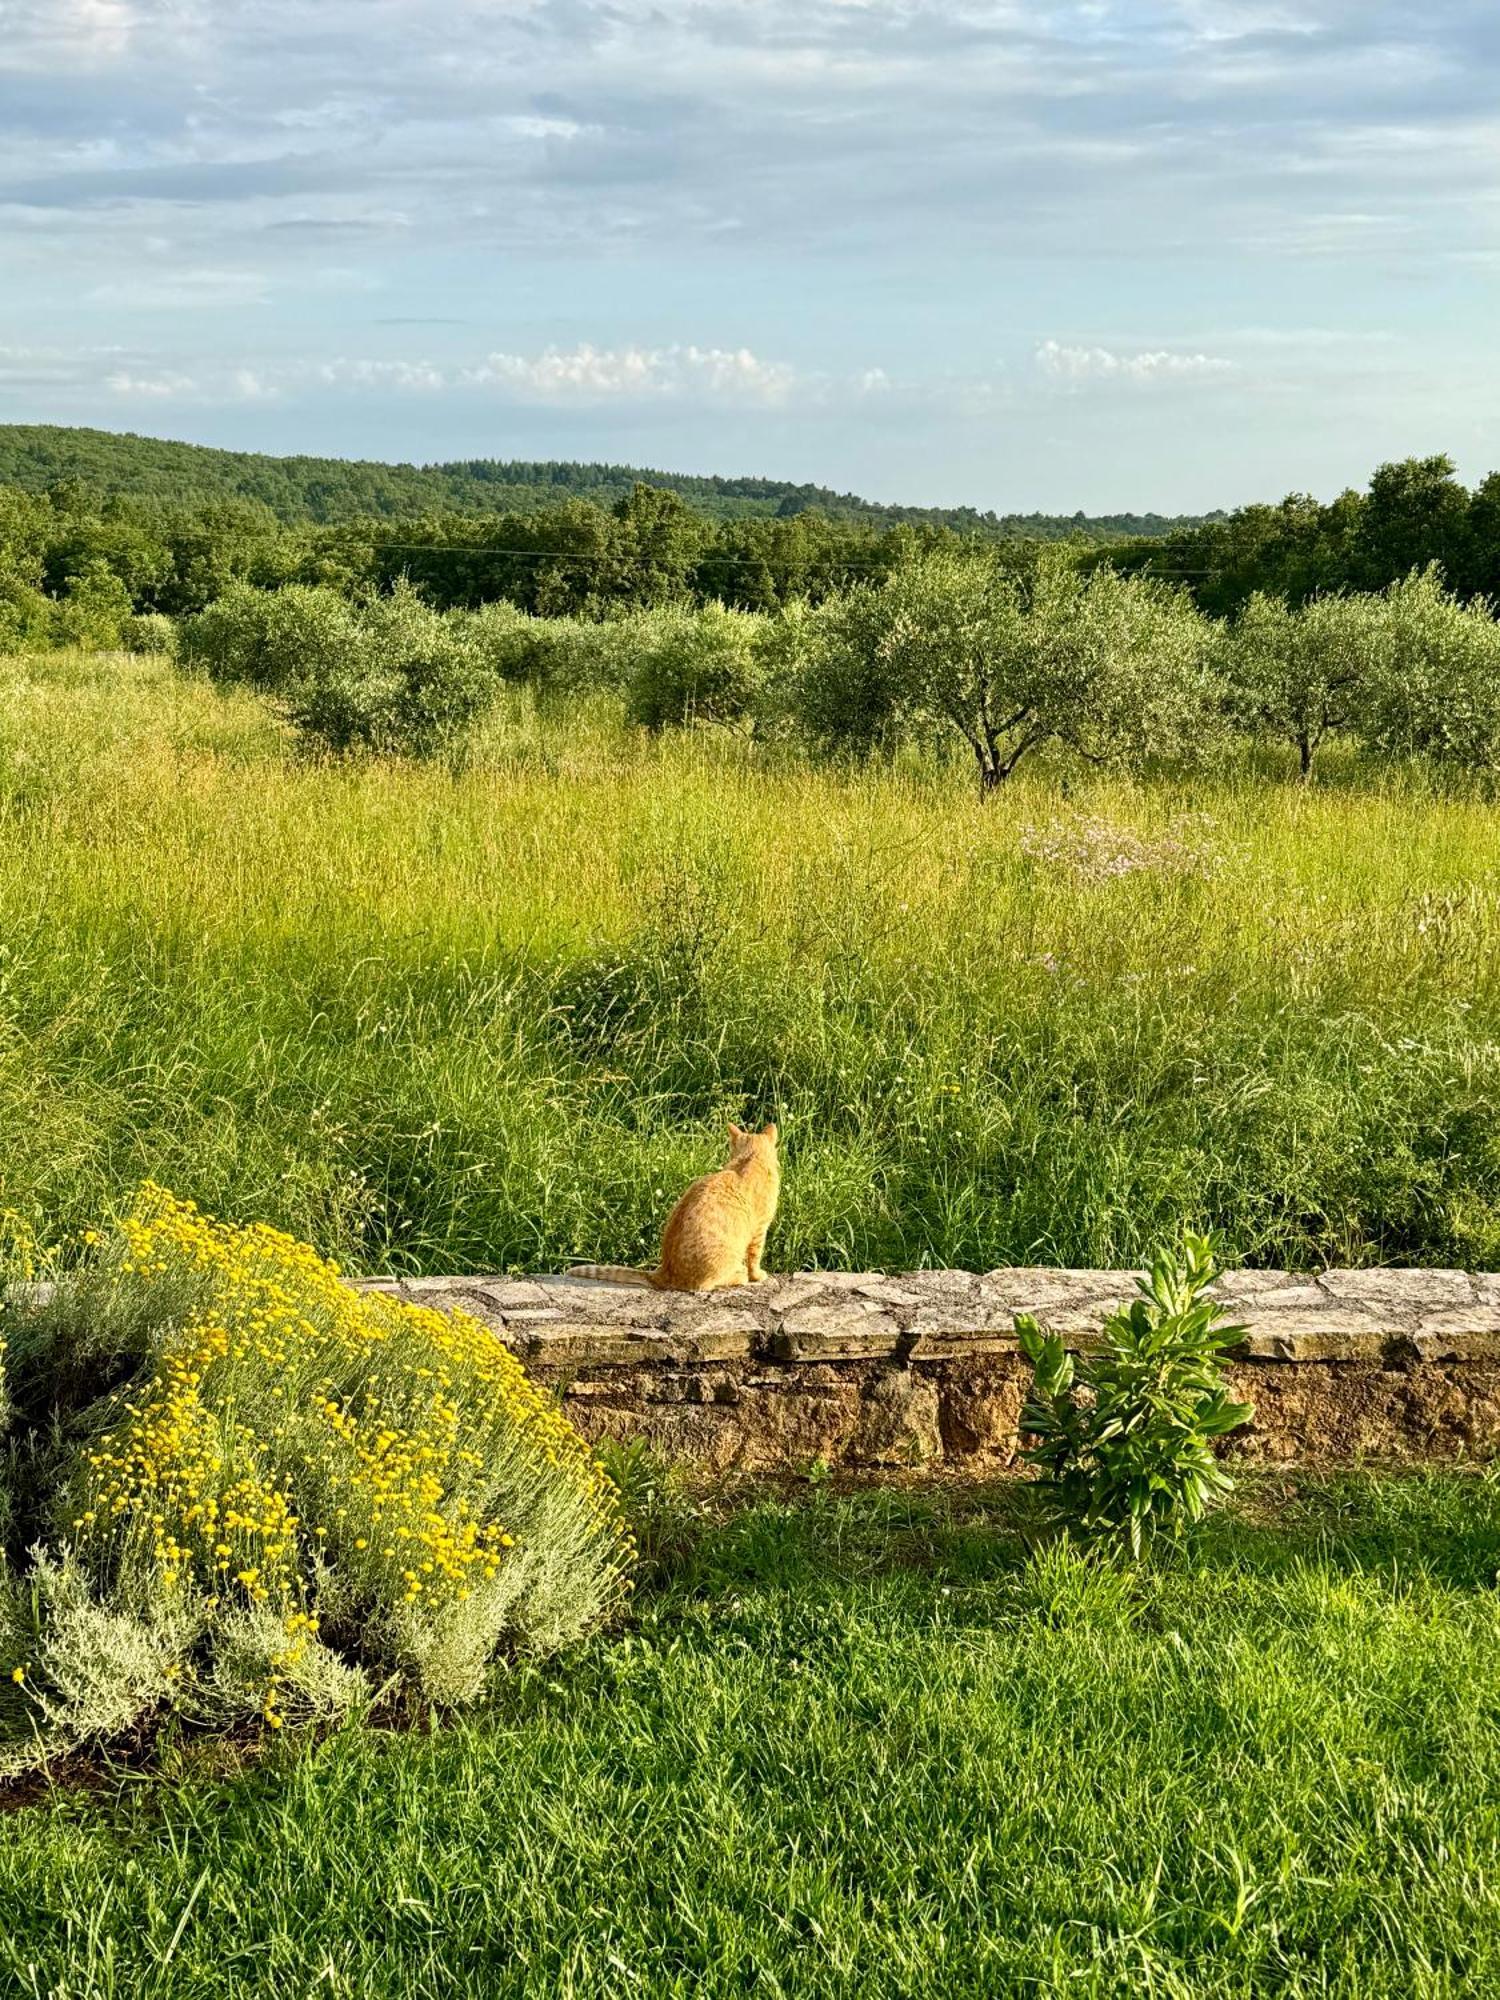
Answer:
[357,1266,1500,1473]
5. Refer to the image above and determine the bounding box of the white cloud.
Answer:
[17,339,806,410]
[464,342,799,404]
[104,367,198,397]
[498,115,596,143]
[1036,340,1236,384]
[88,267,271,309]
[318,357,446,392]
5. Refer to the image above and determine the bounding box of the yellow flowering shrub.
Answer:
[2,1186,632,1762]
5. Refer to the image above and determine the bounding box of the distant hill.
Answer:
[0,425,1214,539]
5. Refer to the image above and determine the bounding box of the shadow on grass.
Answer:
[7,1465,1498,1818]
[646,1465,1500,1605]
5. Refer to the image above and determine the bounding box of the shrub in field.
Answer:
[0,574,56,652]
[624,604,764,729]
[49,561,133,651]
[1017,1233,1253,1557]
[119,611,177,657]
[791,547,1216,790]
[772,588,905,758]
[183,582,499,754]
[1219,589,1378,779]
[287,583,496,755]
[466,604,630,698]
[462,599,536,684]
[1358,566,1500,770]
[0,1188,631,1773]
[180,581,360,693]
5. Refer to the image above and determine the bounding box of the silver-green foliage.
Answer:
[624,604,765,729]
[1018,1233,1254,1556]
[120,611,178,657]
[182,580,498,754]
[1218,589,1378,778]
[1357,566,1500,769]
[784,547,1216,789]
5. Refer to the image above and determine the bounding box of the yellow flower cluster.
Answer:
[75,1186,632,1701]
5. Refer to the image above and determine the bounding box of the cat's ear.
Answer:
[727,1122,745,1142]
[762,1121,778,1142]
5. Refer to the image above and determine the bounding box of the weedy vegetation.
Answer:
[6,644,1500,1273]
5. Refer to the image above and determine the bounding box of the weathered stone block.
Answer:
[1231,1306,1389,1360]
[1318,1268,1474,1313]
[772,1304,905,1360]
[848,1368,942,1465]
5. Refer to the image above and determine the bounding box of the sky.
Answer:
[2,0,1499,514]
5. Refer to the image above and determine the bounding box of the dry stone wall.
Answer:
[355,1266,1500,1474]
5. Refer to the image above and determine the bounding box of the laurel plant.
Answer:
[1017,1233,1254,1557]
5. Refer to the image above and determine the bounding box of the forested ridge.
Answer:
[0,424,1202,537]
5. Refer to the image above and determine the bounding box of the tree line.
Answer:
[175,549,1500,786]
[3,452,1497,659]
[1105,453,1500,613]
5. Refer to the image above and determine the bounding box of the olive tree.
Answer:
[1220,590,1377,779]
[624,604,764,730]
[279,583,496,755]
[179,581,360,693]
[790,547,1213,792]
[183,581,499,755]
[1358,567,1500,770]
[762,588,902,759]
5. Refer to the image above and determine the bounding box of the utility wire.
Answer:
[186,534,1216,576]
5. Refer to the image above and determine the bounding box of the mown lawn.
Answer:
[4,1473,1500,1998]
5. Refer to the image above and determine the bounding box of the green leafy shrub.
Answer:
[50,561,133,651]
[281,583,493,755]
[182,582,499,754]
[120,611,178,657]
[624,604,764,729]
[0,574,56,653]
[1017,1234,1254,1556]
[463,605,630,698]
[774,587,904,758]
[180,581,361,694]
[1358,566,1500,770]
[0,1187,632,1775]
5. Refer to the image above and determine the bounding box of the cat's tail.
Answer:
[567,1263,662,1288]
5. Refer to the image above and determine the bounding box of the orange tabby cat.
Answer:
[572,1122,779,1292]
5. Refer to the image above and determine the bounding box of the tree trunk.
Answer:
[1298,733,1313,782]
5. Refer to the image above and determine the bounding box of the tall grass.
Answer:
[5,649,1500,1271]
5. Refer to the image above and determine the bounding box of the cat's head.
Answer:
[728,1119,778,1164]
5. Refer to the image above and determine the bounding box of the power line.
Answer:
[94,523,1210,572]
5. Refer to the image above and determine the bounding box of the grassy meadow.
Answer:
[5,1471,1500,1997]
[5,647,1500,1274]
[7,651,1500,1993]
